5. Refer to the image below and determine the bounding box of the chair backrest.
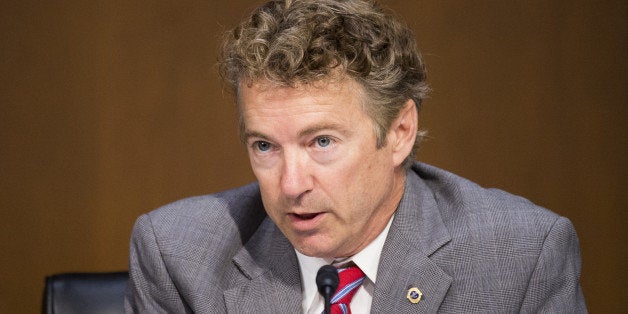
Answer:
[43,272,128,314]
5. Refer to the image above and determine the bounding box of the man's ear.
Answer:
[389,99,418,167]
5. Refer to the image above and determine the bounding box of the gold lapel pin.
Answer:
[407,287,422,304]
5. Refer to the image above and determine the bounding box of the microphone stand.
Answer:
[323,285,333,314]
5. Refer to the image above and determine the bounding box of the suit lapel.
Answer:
[224,217,302,313]
[371,169,453,313]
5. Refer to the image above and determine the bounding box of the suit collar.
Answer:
[371,167,453,312]
[225,217,302,313]
[395,166,451,256]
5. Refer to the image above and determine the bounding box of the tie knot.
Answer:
[329,265,365,314]
[337,265,364,287]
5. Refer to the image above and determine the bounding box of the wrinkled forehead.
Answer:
[234,76,372,139]
[235,75,368,108]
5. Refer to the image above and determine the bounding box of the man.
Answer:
[125,0,586,312]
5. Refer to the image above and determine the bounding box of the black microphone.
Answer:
[316,265,339,314]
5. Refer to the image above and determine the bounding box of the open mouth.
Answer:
[293,213,319,220]
[288,212,325,230]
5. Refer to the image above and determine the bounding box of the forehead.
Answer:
[238,77,367,115]
[238,78,372,138]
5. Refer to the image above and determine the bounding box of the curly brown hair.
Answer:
[220,0,429,167]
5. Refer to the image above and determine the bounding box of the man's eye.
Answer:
[256,141,272,152]
[316,136,332,148]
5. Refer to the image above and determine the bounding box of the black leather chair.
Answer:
[43,272,128,314]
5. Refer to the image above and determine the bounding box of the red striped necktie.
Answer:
[329,265,365,314]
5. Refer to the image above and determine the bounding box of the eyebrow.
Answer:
[243,122,352,143]
[242,130,271,143]
[297,122,351,138]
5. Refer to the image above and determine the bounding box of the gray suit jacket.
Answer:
[125,162,586,313]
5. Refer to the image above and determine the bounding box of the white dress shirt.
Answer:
[296,215,394,314]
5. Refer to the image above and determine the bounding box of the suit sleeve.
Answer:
[125,214,189,313]
[520,216,587,313]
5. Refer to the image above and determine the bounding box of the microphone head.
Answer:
[316,265,339,296]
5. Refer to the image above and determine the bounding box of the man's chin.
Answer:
[291,237,338,258]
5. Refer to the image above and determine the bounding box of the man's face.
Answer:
[240,78,406,258]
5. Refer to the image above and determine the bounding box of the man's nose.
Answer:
[280,149,313,199]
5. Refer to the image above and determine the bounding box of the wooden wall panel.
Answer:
[1,0,624,312]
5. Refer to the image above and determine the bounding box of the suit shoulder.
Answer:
[412,162,562,233]
[147,182,262,222]
[136,182,266,247]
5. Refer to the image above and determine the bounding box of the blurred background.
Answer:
[1,0,625,312]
